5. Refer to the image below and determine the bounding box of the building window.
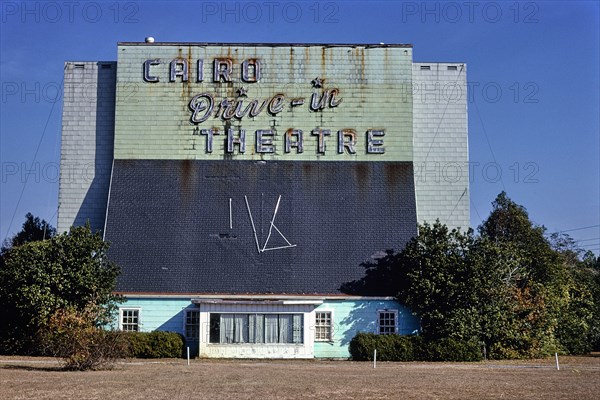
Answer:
[185,310,200,339]
[378,310,397,335]
[120,308,140,332]
[420,65,431,70]
[209,313,303,344]
[315,311,332,341]
[447,65,458,71]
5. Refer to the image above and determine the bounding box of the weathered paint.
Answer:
[58,45,469,238]
[114,43,413,162]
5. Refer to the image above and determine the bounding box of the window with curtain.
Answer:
[209,313,304,344]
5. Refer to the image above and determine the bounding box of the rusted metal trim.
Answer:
[118,42,413,48]
[114,292,397,301]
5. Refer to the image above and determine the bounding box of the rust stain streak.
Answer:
[186,46,192,100]
[361,48,365,82]
[180,159,193,204]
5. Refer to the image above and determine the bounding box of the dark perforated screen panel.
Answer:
[105,160,417,294]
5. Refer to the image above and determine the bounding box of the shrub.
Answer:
[349,332,483,362]
[41,307,127,371]
[349,333,420,361]
[123,331,184,358]
[418,338,483,362]
[348,332,373,360]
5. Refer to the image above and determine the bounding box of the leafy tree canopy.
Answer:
[0,223,121,354]
[1,213,56,255]
[342,191,600,358]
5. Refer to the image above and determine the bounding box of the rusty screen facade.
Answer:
[58,42,467,358]
[102,43,420,295]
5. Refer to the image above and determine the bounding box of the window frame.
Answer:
[314,310,333,342]
[119,307,141,332]
[208,312,304,345]
[184,308,200,339]
[377,309,398,335]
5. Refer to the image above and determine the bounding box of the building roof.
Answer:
[118,42,413,48]
[104,159,417,295]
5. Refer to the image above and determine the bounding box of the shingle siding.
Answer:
[412,62,470,230]
[57,62,116,234]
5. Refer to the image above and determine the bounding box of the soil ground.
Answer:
[1,355,599,399]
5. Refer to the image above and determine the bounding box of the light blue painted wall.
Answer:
[116,298,196,332]
[115,297,419,359]
[314,300,419,359]
[115,297,199,354]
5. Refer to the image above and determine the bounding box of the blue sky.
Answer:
[1,0,599,254]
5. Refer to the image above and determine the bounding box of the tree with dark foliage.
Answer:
[343,192,600,358]
[0,218,120,355]
[1,213,56,255]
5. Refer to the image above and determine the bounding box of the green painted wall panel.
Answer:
[114,44,413,162]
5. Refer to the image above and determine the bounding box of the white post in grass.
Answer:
[374,349,377,369]
[187,346,190,366]
[555,352,560,370]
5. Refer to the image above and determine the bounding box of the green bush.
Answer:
[123,331,184,358]
[349,332,483,362]
[349,332,419,361]
[418,337,482,362]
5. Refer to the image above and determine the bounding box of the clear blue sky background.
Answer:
[1,0,599,254]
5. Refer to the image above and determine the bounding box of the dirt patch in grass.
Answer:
[1,356,599,399]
